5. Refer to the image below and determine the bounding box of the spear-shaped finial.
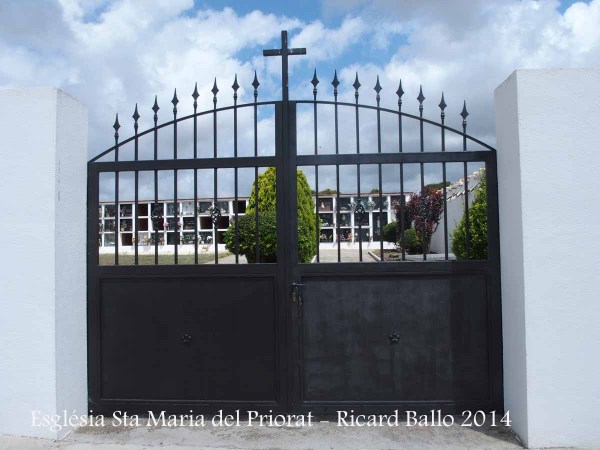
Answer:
[132,103,140,127]
[396,79,404,108]
[152,95,159,123]
[353,72,361,100]
[460,100,469,123]
[311,69,319,98]
[332,70,340,88]
[171,89,179,115]
[252,70,260,101]
[113,113,120,161]
[192,82,199,113]
[232,74,239,102]
[417,85,425,114]
[439,92,447,120]
[438,92,447,111]
[132,104,140,160]
[113,113,120,139]
[374,75,382,104]
[332,70,340,99]
[211,78,219,107]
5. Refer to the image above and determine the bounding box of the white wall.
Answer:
[495,69,600,449]
[0,88,87,439]
[429,173,483,256]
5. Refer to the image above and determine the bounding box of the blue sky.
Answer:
[1,0,599,160]
[193,0,585,19]
[190,0,593,106]
[1,0,599,197]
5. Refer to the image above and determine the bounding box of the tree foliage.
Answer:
[403,190,444,254]
[398,227,422,254]
[382,221,397,244]
[225,167,317,263]
[383,221,422,255]
[391,199,411,242]
[451,172,488,260]
[223,212,277,263]
[424,181,451,193]
[318,188,337,195]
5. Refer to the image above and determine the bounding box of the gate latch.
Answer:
[291,282,305,304]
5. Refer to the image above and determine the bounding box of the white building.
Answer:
[98,192,413,254]
[429,169,485,256]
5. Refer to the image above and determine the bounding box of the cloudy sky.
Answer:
[2,0,599,198]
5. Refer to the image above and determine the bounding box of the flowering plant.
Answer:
[399,190,444,254]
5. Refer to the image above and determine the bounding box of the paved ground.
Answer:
[0,420,529,450]
[218,248,455,264]
[219,248,378,264]
[316,247,376,262]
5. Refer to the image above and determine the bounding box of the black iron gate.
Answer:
[87,31,503,416]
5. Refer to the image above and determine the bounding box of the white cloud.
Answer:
[291,17,369,62]
[325,0,600,147]
[2,0,600,196]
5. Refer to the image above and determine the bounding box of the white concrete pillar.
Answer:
[494,69,600,448]
[0,88,87,439]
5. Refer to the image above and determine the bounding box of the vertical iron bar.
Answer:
[134,171,138,265]
[333,71,341,262]
[335,165,340,261]
[375,77,384,262]
[113,114,120,265]
[214,168,218,264]
[461,101,471,259]
[354,76,362,262]
[397,81,405,261]
[254,167,259,262]
[378,166,383,261]
[253,73,260,263]
[233,76,240,264]
[114,177,119,265]
[133,105,139,265]
[212,79,219,264]
[355,168,362,260]
[281,31,289,102]
[313,73,319,263]
[172,90,179,264]
[418,86,426,261]
[192,84,199,264]
[152,96,159,264]
[315,166,319,263]
[440,93,449,260]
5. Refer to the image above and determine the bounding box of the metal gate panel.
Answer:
[87,30,503,416]
[99,276,277,401]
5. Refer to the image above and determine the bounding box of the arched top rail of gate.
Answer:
[89,71,495,164]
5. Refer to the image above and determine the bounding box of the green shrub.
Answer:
[451,172,488,260]
[224,212,277,263]
[225,167,317,263]
[383,221,421,254]
[383,221,397,244]
[398,228,421,254]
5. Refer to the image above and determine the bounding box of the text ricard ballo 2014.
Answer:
[32,409,511,432]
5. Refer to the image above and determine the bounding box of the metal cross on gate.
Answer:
[263,30,306,101]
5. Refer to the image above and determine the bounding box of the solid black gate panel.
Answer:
[99,276,277,402]
[300,274,490,403]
